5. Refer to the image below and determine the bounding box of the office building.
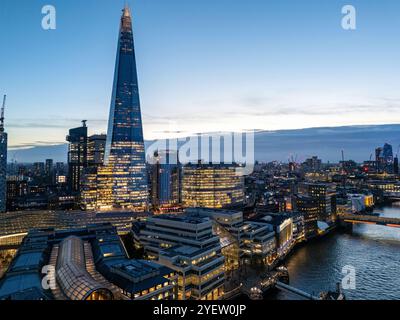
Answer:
[87,134,107,167]
[182,162,244,209]
[66,121,88,193]
[33,162,45,177]
[383,143,393,164]
[302,156,322,172]
[295,195,319,239]
[299,182,337,223]
[185,207,244,270]
[45,159,54,184]
[183,208,276,268]
[394,157,399,175]
[133,215,225,300]
[6,177,28,211]
[150,150,181,211]
[256,214,294,257]
[288,211,305,242]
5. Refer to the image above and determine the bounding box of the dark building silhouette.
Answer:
[66,121,88,193]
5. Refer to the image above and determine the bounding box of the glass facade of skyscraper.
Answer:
[81,7,148,211]
[0,131,7,213]
[101,6,148,211]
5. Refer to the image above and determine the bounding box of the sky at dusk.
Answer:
[2,0,400,149]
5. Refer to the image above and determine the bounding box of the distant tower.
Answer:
[394,157,399,175]
[383,143,394,164]
[102,6,148,210]
[66,121,88,194]
[0,95,8,212]
[150,150,181,211]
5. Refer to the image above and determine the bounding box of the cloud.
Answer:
[7,118,107,129]
[9,141,67,149]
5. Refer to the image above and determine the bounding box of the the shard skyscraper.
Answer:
[101,6,148,210]
[0,95,7,213]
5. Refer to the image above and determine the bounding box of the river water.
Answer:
[268,203,400,300]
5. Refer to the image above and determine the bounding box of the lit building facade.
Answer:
[0,130,7,213]
[133,215,225,300]
[182,208,277,268]
[185,207,244,270]
[241,222,276,265]
[100,7,148,211]
[0,95,7,213]
[0,224,177,300]
[182,163,244,209]
[295,195,319,239]
[150,150,181,211]
[289,211,305,242]
[81,134,107,210]
[299,182,337,223]
[257,214,294,257]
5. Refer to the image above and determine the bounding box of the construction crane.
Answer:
[0,95,6,133]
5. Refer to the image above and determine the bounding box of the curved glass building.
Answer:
[56,236,113,300]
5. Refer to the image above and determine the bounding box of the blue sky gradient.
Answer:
[2,0,400,149]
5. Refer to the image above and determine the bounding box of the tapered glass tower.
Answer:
[0,95,7,213]
[103,6,148,210]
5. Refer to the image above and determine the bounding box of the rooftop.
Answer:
[185,207,242,216]
[150,214,210,225]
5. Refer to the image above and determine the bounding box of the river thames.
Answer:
[268,203,400,300]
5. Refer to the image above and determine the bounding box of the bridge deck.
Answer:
[275,281,320,300]
[339,214,400,227]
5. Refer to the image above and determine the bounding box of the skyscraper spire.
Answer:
[120,3,133,33]
[123,3,131,18]
[100,6,148,210]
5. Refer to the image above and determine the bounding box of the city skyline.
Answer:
[3,0,400,149]
[1,2,400,304]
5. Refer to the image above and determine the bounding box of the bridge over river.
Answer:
[338,213,400,228]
